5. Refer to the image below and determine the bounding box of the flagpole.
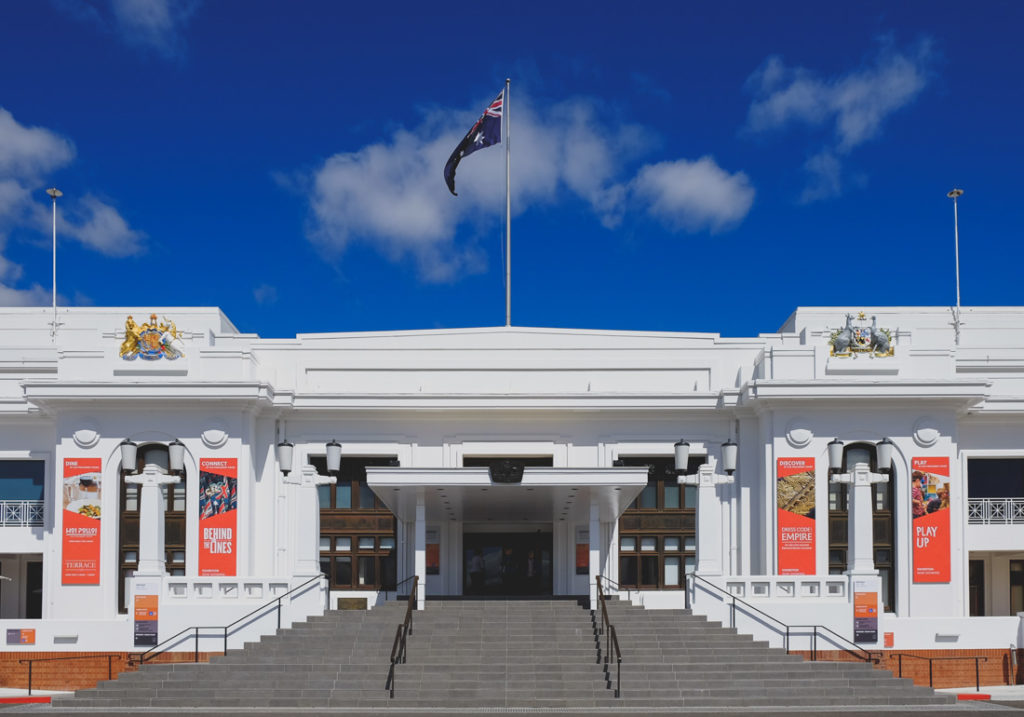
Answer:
[505,77,511,328]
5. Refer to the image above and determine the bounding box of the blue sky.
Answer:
[0,1,1021,338]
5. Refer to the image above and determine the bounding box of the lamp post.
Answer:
[947,188,964,345]
[828,438,893,576]
[676,439,737,576]
[46,188,62,342]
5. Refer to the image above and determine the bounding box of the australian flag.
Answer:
[444,90,503,196]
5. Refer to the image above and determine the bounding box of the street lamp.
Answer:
[119,438,138,474]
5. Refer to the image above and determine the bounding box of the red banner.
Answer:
[777,457,816,575]
[912,457,951,583]
[62,458,102,584]
[199,458,237,576]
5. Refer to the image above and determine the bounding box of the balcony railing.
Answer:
[0,500,44,527]
[968,498,1024,525]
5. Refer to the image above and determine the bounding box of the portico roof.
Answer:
[366,467,648,523]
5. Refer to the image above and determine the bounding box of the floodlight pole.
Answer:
[46,188,63,342]
[947,188,964,345]
[505,77,511,328]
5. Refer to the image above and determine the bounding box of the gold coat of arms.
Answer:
[119,314,185,361]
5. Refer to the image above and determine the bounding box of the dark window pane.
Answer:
[320,557,330,579]
[335,556,352,586]
[640,556,659,586]
[358,556,376,586]
[619,556,638,586]
[683,485,697,508]
[381,553,396,590]
[358,480,375,509]
[639,481,657,509]
[0,460,45,500]
[317,484,331,508]
[664,483,680,509]
[337,481,352,509]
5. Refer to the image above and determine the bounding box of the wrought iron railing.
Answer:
[688,574,880,664]
[135,574,326,664]
[968,498,1024,524]
[594,576,622,698]
[386,575,417,698]
[19,654,116,696]
[895,653,988,691]
[0,500,44,527]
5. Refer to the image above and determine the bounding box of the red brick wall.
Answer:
[0,651,217,691]
[792,648,1024,689]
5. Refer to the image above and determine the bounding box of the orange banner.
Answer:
[777,457,816,575]
[912,457,951,583]
[199,458,237,576]
[61,458,102,584]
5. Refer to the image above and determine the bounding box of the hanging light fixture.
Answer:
[276,440,294,476]
[827,438,844,474]
[119,438,138,475]
[876,437,895,474]
[326,439,342,474]
[721,439,738,475]
[674,439,690,474]
[168,438,185,474]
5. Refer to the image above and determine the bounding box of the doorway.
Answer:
[463,532,552,596]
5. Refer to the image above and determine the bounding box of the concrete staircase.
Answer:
[603,598,956,709]
[50,596,958,711]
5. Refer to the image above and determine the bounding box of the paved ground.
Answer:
[2,686,1022,714]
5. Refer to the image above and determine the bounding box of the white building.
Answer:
[1,305,1022,658]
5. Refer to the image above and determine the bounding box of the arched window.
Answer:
[828,442,896,612]
[117,443,187,612]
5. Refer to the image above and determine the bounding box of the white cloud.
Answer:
[61,195,145,257]
[253,284,278,305]
[110,0,197,58]
[745,38,934,200]
[0,109,75,176]
[631,157,755,233]
[0,107,143,305]
[301,95,752,282]
[58,0,199,59]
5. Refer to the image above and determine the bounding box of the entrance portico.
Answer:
[367,467,647,608]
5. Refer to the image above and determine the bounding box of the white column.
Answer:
[415,490,426,610]
[126,464,181,576]
[836,463,887,576]
[681,457,734,577]
[589,497,600,609]
[282,464,336,578]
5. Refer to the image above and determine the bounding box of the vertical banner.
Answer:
[853,578,879,643]
[912,457,951,583]
[425,528,440,575]
[575,527,589,575]
[199,458,238,576]
[133,579,160,647]
[776,457,816,575]
[62,458,103,584]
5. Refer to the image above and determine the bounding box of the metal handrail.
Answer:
[18,654,117,696]
[688,574,879,664]
[595,576,622,698]
[383,574,417,602]
[135,574,326,664]
[895,653,988,691]
[594,574,640,605]
[386,575,417,698]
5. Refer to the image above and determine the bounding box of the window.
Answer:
[967,459,1024,498]
[828,443,896,612]
[616,455,701,590]
[312,456,397,591]
[0,460,44,501]
[118,444,187,612]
